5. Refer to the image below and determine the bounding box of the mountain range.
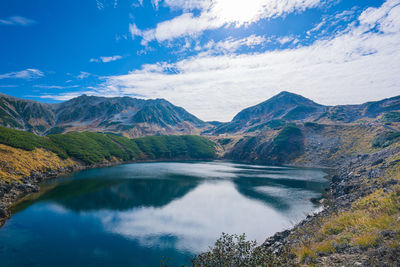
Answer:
[0,93,207,137]
[211,91,400,134]
[0,91,399,137]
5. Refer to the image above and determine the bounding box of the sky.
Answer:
[0,0,399,122]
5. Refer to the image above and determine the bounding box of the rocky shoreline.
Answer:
[0,158,134,227]
[262,143,400,266]
[0,157,215,228]
[0,166,74,227]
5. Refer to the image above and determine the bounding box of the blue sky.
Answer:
[0,0,399,121]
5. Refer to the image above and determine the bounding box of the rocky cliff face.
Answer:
[0,93,208,137]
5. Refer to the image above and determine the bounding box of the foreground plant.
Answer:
[191,233,289,267]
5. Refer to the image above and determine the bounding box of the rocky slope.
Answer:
[210,91,400,134]
[206,91,400,266]
[212,121,400,266]
[0,93,209,137]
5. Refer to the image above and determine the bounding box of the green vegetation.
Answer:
[134,135,215,160]
[293,186,400,264]
[283,105,317,120]
[0,126,216,165]
[48,132,136,164]
[0,127,67,158]
[273,125,304,157]
[246,119,287,132]
[217,138,232,145]
[327,107,347,121]
[304,122,324,130]
[192,233,286,267]
[382,111,400,122]
[45,126,66,135]
[372,131,400,148]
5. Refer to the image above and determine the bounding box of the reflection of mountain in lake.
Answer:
[16,163,328,214]
[233,176,324,211]
[35,176,200,212]
[0,162,329,267]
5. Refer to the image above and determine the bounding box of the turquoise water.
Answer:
[0,161,328,266]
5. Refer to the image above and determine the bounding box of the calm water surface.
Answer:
[0,161,328,266]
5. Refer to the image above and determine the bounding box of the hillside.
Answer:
[209,121,400,265]
[1,91,400,265]
[210,91,400,134]
[199,92,400,266]
[0,93,208,137]
[0,127,216,226]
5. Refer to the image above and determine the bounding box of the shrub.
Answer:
[382,111,400,122]
[192,233,283,267]
[372,132,400,148]
[272,125,304,159]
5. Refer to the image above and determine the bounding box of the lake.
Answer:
[0,161,328,266]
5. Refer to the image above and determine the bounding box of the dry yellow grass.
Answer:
[293,185,400,262]
[292,130,400,264]
[0,143,76,183]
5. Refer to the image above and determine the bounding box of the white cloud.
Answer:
[133,0,325,43]
[33,84,79,89]
[76,71,91,79]
[90,55,123,63]
[163,0,209,11]
[359,0,400,33]
[200,35,266,53]
[0,16,36,26]
[99,181,292,253]
[96,0,104,10]
[134,13,221,44]
[43,0,400,122]
[276,36,295,45]
[129,23,143,39]
[0,69,44,80]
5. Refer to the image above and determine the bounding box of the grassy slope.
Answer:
[0,144,76,183]
[292,145,400,264]
[283,124,400,265]
[214,122,400,265]
[0,127,216,182]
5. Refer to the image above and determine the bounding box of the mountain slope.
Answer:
[0,93,55,133]
[0,93,208,137]
[212,91,326,134]
[211,91,400,134]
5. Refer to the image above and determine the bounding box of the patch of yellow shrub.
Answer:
[0,144,76,183]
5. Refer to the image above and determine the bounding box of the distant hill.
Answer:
[0,93,208,137]
[210,91,400,134]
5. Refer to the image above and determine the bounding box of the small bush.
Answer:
[382,111,400,122]
[372,132,400,148]
[272,125,304,160]
[192,233,283,267]
[217,138,232,146]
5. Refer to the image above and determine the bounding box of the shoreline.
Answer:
[0,157,217,227]
[261,145,400,265]
[1,144,398,265]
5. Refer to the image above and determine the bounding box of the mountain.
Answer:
[211,91,400,134]
[2,91,399,137]
[0,93,55,133]
[0,93,208,137]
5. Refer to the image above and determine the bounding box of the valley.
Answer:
[0,91,399,266]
